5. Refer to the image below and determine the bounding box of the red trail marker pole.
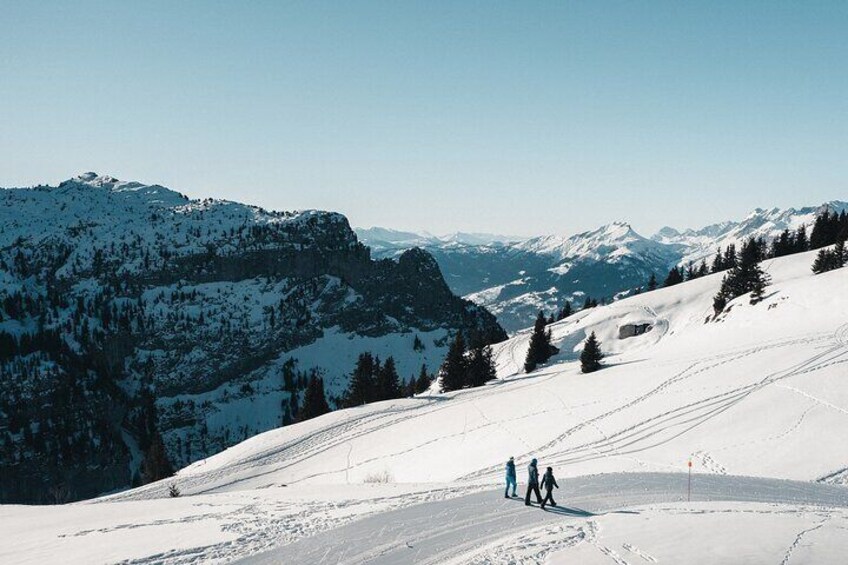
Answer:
[687,460,692,502]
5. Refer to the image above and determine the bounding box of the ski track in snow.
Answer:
[9,254,846,565]
[238,474,848,565]
[105,322,848,504]
[469,328,848,482]
[622,543,658,563]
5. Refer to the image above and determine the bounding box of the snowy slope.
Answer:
[2,247,845,563]
[119,247,846,490]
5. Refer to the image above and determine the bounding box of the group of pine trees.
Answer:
[712,238,771,314]
[662,260,709,287]
[522,310,604,374]
[640,209,847,300]
[809,209,848,275]
[343,353,434,406]
[440,333,498,392]
[524,311,559,372]
[811,240,846,274]
[280,359,331,425]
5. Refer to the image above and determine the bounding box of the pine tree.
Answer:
[647,273,658,291]
[712,237,771,313]
[772,229,793,257]
[711,248,724,273]
[415,364,432,394]
[811,241,845,274]
[440,332,468,392]
[835,237,846,268]
[663,266,684,287]
[375,356,401,400]
[723,244,738,269]
[748,263,769,304]
[344,352,375,407]
[300,374,331,420]
[810,211,837,249]
[403,377,415,398]
[580,332,603,373]
[524,311,557,372]
[557,301,573,321]
[467,345,497,387]
[795,225,809,252]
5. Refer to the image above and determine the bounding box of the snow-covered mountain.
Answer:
[0,173,505,504]
[358,201,848,333]
[3,244,847,564]
[654,201,848,264]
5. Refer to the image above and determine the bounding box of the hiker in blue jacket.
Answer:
[524,458,542,505]
[540,466,559,509]
[504,456,517,498]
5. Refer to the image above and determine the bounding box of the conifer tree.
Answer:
[723,244,738,270]
[712,237,772,313]
[557,302,573,321]
[772,229,793,257]
[414,363,431,394]
[835,237,846,268]
[344,352,375,407]
[811,249,834,274]
[663,266,684,287]
[467,345,497,387]
[795,225,809,252]
[748,263,769,304]
[375,356,401,400]
[580,332,603,373]
[440,332,468,392]
[403,377,415,398]
[524,311,557,372]
[647,273,658,291]
[711,247,724,273]
[300,374,331,420]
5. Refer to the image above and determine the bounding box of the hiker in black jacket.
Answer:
[524,458,542,506]
[540,466,559,509]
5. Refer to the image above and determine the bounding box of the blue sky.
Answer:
[1,1,846,236]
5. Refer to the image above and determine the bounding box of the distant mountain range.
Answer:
[356,200,848,332]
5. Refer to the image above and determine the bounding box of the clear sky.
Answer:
[1,1,846,236]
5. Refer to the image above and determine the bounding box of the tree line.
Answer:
[639,208,848,296]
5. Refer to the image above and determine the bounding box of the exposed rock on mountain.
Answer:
[0,174,505,503]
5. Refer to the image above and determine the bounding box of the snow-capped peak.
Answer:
[515,221,661,262]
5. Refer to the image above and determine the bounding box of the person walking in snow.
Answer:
[540,466,559,509]
[524,458,542,506]
[504,456,517,498]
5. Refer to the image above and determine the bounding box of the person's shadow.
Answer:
[540,505,597,517]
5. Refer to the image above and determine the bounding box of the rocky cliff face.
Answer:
[0,174,505,503]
